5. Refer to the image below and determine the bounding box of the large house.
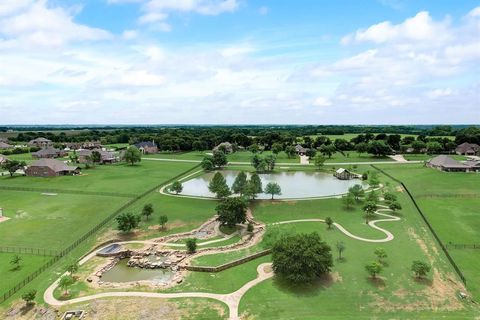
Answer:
[77,149,117,164]
[31,147,67,159]
[427,155,480,172]
[295,144,308,156]
[28,137,53,149]
[25,159,80,177]
[455,142,480,156]
[134,141,158,154]
[0,142,13,149]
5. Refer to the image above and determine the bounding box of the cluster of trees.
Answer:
[1,160,26,177]
[208,171,282,200]
[6,125,477,153]
[201,150,228,170]
[116,204,168,232]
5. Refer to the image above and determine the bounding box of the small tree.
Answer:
[368,172,380,188]
[186,238,197,254]
[363,202,377,224]
[59,275,75,296]
[159,215,168,230]
[116,212,141,232]
[2,160,26,177]
[124,146,141,165]
[366,190,379,204]
[142,203,154,221]
[201,157,214,171]
[271,143,283,155]
[21,289,37,306]
[336,241,345,261]
[66,262,79,277]
[383,192,397,203]
[411,260,431,279]
[10,255,22,270]
[365,261,383,279]
[348,184,365,200]
[245,173,263,200]
[212,150,227,168]
[208,172,231,199]
[170,181,183,194]
[319,144,336,158]
[342,193,355,209]
[314,154,326,169]
[91,150,101,165]
[325,217,333,229]
[389,201,402,212]
[216,197,247,227]
[374,247,387,264]
[232,171,248,195]
[264,182,281,200]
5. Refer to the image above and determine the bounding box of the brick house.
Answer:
[455,142,480,156]
[77,149,117,164]
[28,137,53,149]
[25,159,81,177]
[32,147,67,159]
[134,141,158,154]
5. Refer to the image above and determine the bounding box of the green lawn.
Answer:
[375,163,480,299]
[0,161,197,194]
[0,253,51,294]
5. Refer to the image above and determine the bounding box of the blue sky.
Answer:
[0,0,479,124]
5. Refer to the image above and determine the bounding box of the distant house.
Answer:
[213,142,234,154]
[134,141,158,154]
[77,149,117,164]
[426,155,480,172]
[31,147,67,159]
[26,159,80,177]
[455,142,480,156]
[0,142,13,149]
[82,141,103,150]
[334,168,361,180]
[295,144,308,156]
[28,137,53,149]
[0,155,9,165]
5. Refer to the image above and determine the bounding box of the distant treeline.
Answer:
[3,125,480,153]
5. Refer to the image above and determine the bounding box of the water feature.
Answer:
[100,259,174,283]
[179,170,367,199]
[97,244,121,255]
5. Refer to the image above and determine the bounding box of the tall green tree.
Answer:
[142,203,154,220]
[170,181,183,194]
[245,173,263,200]
[342,193,355,209]
[124,146,141,165]
[264,182,281,200]
[365,261,383,279]
[411,261,431,279]
[285,145,297,158]
[2,160,26,177]
[216,197,247,227]
[201,157,214,171]
[232,171,248,195]
[21,290,37,306]
[208,172,231,199]
[272,232,333,284]
[186,238,197,253]
[348,184,365,200]
[212,150,227,167]
[319,144,336,158]
[159,215,168,230]
[271,143,283,154]
[59,275,75,296]
[314,154,326,169]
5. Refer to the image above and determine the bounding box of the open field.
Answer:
[375,163,480,299]
[0,253,51,294]
[0,161,196,194]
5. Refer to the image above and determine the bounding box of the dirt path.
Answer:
[44,263,273,320]
[271,205,399,243]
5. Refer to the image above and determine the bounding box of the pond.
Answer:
[100,259,174,283]
[179,170,367,199]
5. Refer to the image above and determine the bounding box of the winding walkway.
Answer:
[44,263,273,320]
[271,205,400,242]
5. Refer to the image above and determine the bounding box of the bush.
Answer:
[186,238,197,254]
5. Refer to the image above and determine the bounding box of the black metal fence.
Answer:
[0,246,59,257]
[370,165,467,286]
[0,164,201,304]
[0,185,137,198]
[446,243,480,250]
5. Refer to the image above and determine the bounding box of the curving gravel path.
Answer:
[271,205,400,243]
[44,263,273,320]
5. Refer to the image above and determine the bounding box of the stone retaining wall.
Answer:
[185,249,271,273]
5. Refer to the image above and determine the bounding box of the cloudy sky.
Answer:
[0,0,479,125]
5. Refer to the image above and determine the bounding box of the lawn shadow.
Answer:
[272,273,336,297]
[366,276,386,288]
[19,303,34,316]
[413,276,433,286]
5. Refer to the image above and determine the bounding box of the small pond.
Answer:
[179,170,367,199]
[101,259,174,283]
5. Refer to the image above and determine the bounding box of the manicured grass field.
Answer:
[0,160,197,194]
[0,253,51,294]
[375,163,480,299]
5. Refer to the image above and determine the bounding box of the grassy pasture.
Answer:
[0,253,51,294]
[0,160,196,194]
[375,163,480,299]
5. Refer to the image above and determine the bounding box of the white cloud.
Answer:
[258,6,269,15]
[0,0,111,48]
[342,11,451,45]
[313,97,332,107]
[122,29,139,40]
